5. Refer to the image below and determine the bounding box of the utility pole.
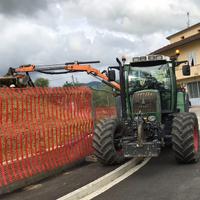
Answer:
[71,75,75,85]
[187,12,190,28]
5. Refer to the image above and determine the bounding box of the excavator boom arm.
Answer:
[14,63,120,90]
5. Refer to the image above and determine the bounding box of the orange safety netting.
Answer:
[95,106,117,121]
[0,87,93,187]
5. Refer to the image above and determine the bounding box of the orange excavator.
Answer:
[2,61,120,90]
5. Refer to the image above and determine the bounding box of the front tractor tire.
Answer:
[93,118,125,165]
[172,112,200,164]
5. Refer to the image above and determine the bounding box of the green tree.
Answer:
[63,81,83,87]
[63,81,74,87]
[34,78,49,87]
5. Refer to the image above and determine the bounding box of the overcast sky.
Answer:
[0,0,200,86]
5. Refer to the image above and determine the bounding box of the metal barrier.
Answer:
[0,87,93,193]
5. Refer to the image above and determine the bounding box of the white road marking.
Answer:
[57,158,151,200]
[82,158,151,200]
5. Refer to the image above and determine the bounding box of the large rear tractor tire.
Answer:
[93,118,125,165]
[172,112,200,163]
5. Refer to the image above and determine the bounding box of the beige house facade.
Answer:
[153,23,200,105]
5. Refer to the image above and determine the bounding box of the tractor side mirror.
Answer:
[108,70,116,81]
[182,65,190,76]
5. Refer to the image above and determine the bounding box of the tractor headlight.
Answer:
[148,55,157,60]
[140,56,147,61]
[134,116,139,121]
[148,115,156,122]
[132,57,140,62]
[132,55,169,63]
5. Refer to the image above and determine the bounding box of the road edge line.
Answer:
[82,157,151,200]
[57,158,150,200]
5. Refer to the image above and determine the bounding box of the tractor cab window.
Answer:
[128,64,172,110]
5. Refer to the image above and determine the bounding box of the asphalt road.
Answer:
[94,148,200,200]
[94,107,200,200]
[0,159,117,200]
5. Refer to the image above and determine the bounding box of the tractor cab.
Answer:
[127,56,174,119]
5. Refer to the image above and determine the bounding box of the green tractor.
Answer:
[93,54,200,165]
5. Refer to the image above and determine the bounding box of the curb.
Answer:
[0,159,86,195]
[57,158,146,200]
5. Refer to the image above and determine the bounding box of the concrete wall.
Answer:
[190,98,200,106]
[169,25,200,43]
[159,40,200,84]
[155,24,200,105]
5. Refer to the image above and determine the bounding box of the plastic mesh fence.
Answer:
[0,87,93,188]
[95,106,116,121]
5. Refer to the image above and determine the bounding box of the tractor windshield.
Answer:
[128,64,171,93]
[128,63,172,111]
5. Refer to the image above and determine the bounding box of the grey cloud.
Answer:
[0,29,166,86]
[0,0,48,16]
[0,17,164,85]
[60,0,200,35]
